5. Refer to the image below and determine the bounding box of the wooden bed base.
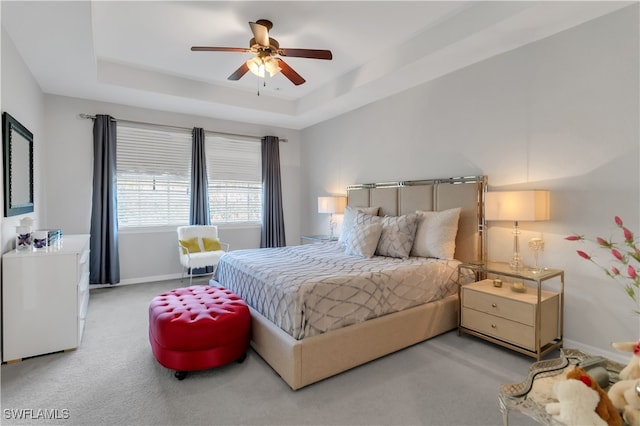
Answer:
[249,293,458,390]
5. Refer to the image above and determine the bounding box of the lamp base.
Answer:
[509,256,525,270]
[509,221,525,270]
[328,213,336,240]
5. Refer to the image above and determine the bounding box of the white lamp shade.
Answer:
[485,190,550,221]
[246,57,265,77]
[318,196,347,214]
[263,56,281,77]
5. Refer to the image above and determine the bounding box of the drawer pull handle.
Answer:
[491,303,497,308]
[491,324,497,328]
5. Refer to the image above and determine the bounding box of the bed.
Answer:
[212,176,487,389]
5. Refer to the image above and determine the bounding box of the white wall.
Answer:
[0,29,46,253]
[41,95,302,283]
[300,6,639,359]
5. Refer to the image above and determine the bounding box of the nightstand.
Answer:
[300,235,338,244]
[457,261,564,360]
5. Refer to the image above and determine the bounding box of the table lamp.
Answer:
[484,190,550,270]
[317,196,347,240]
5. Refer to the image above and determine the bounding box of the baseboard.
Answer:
[563,338,628,364]
[91,273,183,288]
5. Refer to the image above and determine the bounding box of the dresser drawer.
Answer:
[78,271,90,317]
[461,307,535,350]
[462,288,534,326]
[77,247,90,280]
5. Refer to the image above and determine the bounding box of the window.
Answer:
[206,137,262,224]
[117,125,191,228]
[116,125,262,229]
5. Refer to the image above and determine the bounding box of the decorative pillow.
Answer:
[202,237,221,251]
[354,211,382,226]
[410,208,462,259]
[379,213,419,259]
[179,237,201,254]
[355,212,418,259]
[338,205,379,244]
[344,222,383,258]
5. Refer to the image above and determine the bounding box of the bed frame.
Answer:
[249,176,487,390]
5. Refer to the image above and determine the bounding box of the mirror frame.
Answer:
[2,112,34,217]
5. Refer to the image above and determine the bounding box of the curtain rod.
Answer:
[78,113,287,143]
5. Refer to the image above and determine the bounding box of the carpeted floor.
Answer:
[1,278,544,425]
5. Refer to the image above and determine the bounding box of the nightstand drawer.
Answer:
[461,308,534,350]
[462,288,534,326]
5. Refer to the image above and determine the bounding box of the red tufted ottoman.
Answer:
[148,285,250,379]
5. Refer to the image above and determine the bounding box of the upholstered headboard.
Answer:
[346,176,487,263]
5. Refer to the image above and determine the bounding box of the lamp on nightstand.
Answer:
[485,190,550,270]
[318,196,347,240]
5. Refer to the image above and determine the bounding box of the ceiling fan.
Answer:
[191,19,332,86]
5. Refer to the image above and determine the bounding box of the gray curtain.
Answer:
[260,136,286,248]
[90,115,120,284]
[190,127,210,225]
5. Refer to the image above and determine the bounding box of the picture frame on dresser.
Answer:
[2,112,34,217]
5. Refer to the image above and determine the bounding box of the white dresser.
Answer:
[2,234,90,362]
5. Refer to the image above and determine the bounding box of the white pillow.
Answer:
[410,208,461,259]
[344,222,383,258]
[338,205,379,244]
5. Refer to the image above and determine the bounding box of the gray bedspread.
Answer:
[214,242,461,340]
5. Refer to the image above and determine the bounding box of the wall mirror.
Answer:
[3,112,34,217]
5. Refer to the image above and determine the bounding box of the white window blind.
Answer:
[116,126,263,228]
[205,137,262,224]
[116,125,191,227]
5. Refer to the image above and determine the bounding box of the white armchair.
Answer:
[177,225,229,285]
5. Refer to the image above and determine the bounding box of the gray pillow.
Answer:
[344,222,383,258]
[338,205,379,244]
[356,212,419,259]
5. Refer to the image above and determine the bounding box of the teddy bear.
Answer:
[566,366,622,426]
[608,379,640,426]
[612,340,640,380]
[546,377,608,426]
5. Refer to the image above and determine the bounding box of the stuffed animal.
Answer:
[626,408,640,426]
[608,379,640,426]
[546,377,607,426]
[566,366,622,426]
[612,340,640,380]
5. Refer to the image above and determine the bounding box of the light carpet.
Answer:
[1,277,545,425]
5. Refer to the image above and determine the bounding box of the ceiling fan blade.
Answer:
[249,21,269,47]
[276,58,305,86]
[228,62,250,81]
[191,46,250,53]
[279,48,333,60]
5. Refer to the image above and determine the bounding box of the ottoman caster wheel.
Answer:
[236,353,247,363]
[175,371,187,380]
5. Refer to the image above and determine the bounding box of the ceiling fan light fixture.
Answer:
[264,56,281,77]
[246,57,265,77]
